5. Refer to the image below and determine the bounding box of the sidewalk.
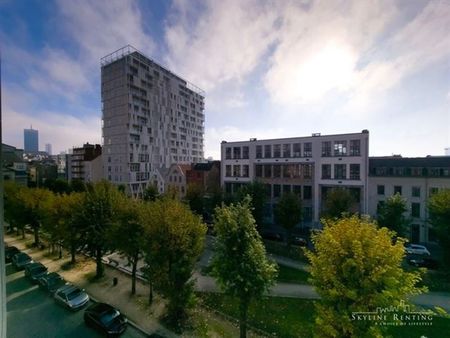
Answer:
[5,234,177,338]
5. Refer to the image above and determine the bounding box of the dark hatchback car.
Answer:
[38,272,66,293]
[12,252,33,270]
[407,257,439,269]
[84,303,128,337]
[5,246,20,263]
[24,262,48,283]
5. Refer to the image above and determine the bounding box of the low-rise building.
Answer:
[2,144,27,186]
[368,156,450,243]
[70,143,102,183]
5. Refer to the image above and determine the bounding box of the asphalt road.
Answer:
[6,263,147,338]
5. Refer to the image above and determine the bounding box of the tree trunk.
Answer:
[33,226,40,246]
[148,282,153,304]
[239,298,249,338]
[95,248,104,278]
[70,241,76,264]
[59,242,63,259]
[21,228,25,239]
[131,254,138,295]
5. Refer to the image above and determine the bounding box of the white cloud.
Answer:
[57,0,154,63]
[164,0,279,90]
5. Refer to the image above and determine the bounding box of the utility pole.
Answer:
[0,46,7,338]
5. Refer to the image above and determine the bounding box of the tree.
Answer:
[141,197,206,327]
[306,215,424,338]
[236,181,267,228]
[185,183,204,215]
[211,197,278,338]
[274,192,302,244]
[322,187,355,219]
[428,189,450,267]
[79,181,123,278]
[4,182,27,236]
[377,193,409,237]
[108,198,145,295]
[143,184,160,201]
[70,179,86,192]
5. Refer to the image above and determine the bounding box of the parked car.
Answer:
[291,236,307,247]
[24,262,48,283]
[84,302,128,337]
[261,232,283,242]
[54,284,90,311]
[405,244,431,256]
[12,252,33,270]
[5,246,20,263]
[407,257,439,269]
[38,272,66,294]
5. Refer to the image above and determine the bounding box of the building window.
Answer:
[377,185,385,195]
[321,141,331,157]
[412,186,421,198]
[334,141,347,156]
[273,165,281,178]
[273,144,281,158]
[264,145,272,158]
[283,144,291,158]
[242,146,249,159]
[283,185,291,194]
[256,145,262,159]
[394,186,402,195]
[293,185,301,196]
[304,142,312,157]
[303,185,312,199]
[334,164,346,179]
[255,164,263,178]
[233,147,241,159]
[349,164,360,180]
[322,164,331,179]
[242,165,249,177]
[225,165,231,177]
[303,207,312,222]
[264,165,272,178]
[303,164,312,179]
[293,143,301,157]
[225,182,232,194]
[225,147,231,159]
[411,203,421,218]
[349,140,361,156]
[273,184,281,198]
[233,165,240,177]
[265,184,272,198]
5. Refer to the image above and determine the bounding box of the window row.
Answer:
[225,146,250,159]
[321,164,360,180]
[377,200,421,218]
[254,164,313,179]
[372,166,450,177]
[377,185,441,197]
[225,165,250,178]
[255,142,312,159]
[321,139,361,157]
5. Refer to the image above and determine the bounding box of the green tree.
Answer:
[322,187,355,219]
[185,183,204,215]
[274,192,302,244]
[377,193,409,237]
[236,181,267,228]
[70,179,86,192]
[428,189,450,267]
[143,183,160,201]
[79,181,123,278]
[211,197,278,338]
[306,215,424,338]
[109,198,145,295]
[4,182,27,236]
[141,197,206,327]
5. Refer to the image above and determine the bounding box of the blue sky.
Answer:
[1,0,449,159]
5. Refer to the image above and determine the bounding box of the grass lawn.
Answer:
[264,240,309,263]
[422,271,450,292]
[198,293,450,338]
[277,264,310,284]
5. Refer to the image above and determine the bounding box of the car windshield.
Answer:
[66,289,82,300]
[100,309,121,326]
[17,254,29,262]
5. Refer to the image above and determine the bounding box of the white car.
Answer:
[405,244,430,256]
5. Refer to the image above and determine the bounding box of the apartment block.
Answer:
[221,130,369,226]
[70,143,102,183]
[368,156,450,243]
[101,45,205,197]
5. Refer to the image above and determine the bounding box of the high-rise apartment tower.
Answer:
[101,46,205,196]
[24,127,39,153]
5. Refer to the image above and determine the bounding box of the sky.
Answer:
[0,0,449,159]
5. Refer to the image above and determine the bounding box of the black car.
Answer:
[38,272,66,293]
[261,232,283,242]
[12,252,33,270]
[407,257,439,269]
[84,303,127,337]
[24,262,48,283]
[291,236,307,247]
[5,246,20,263]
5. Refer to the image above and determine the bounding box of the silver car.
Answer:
[54,284,90,311]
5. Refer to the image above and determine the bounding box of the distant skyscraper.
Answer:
[24,127,39,153]
[101,45,205,196]
[45,143,52,155]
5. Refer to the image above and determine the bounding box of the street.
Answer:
[6,264,147,338]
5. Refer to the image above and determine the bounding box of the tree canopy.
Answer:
[211,197,278,338]
[274,192,302,244]
[306,215,424,338]
[428,189,450,267]
[322,187,355,219]
[377,193,409,237]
